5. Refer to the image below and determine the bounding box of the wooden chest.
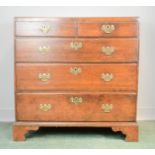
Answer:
[13,17,139,141]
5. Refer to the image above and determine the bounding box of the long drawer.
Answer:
[16,93,136,121]
[16,38,138,62]
[16,63,137,91]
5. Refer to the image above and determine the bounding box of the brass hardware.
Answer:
[39,104,52,112]
[101,73,114,82]
[101,103,113,113]
[70,96,83,105]
[102,46,115,56]
[38,46,50,54]
[70,67,82,75]
[40,25,51,33]
[70,42,83,50]
[101,24,115,33]
[38,73,51,82]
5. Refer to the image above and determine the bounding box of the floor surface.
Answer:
[0,121,155,149]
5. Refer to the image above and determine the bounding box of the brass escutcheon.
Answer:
[101,103,113,113]
[38,73,51,82]
[70,41,83,50]
[101,73,114,82]
[70,96,83,105]
[40,25,51,33]
[101,24,115,34]
[70,67,82,75]
[102,46,115,56]
[39,104,52,112]
[38,46,50,54]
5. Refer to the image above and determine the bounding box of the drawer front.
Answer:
[16,93,136,121]
[16,38,138,63]
[78,22,138,37]
[16,22,76,37]
[16,64,137,91]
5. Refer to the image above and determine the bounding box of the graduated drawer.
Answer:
[78,22,138,37]
[15,21,76,37]
[16,38,138,63]
[16,63,137,91]
[16,93,136,122]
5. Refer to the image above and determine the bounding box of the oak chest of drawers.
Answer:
[13,17,139,141]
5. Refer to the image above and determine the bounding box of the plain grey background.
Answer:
[0,6,155,121]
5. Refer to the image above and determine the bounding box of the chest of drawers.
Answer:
[13,17,139,141]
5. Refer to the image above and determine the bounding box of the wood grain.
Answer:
[15,18,138,37]
[13,121,138,141]
[16,21,76,37]
[16,38,138,62]
[13,125,39,141]
[16,93,136,122]
[112,125,138,141]
[14,17,139,142]
[78,22,138,37]
[16,63,137,91]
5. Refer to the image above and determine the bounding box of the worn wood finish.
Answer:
[14,17,139,142]
[16,93,136,121]
[16,38,138,62]
[13,122,138,141]
[16,22,76,37]
[78,22,138,37]
[16,63,137,91]
[16,18,138,37]
[112,125,138,141]
[13,125,39,141]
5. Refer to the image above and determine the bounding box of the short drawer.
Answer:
[16,93,136,122]
[16,21,76,37]
[16,38,138,63]
[78,22,138,37]
[16,63,137,91]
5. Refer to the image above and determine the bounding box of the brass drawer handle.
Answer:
[70,96,83,105]
[38,46,50,54]
[101,103,113,113]
[101,73,114,82]
[40,104,52,112]
[70,67,82,75]
[102,46,115,56]
[101,24,115,34]
[38,73,51,82]
[70,42,83,50]
[40,25,51,33]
